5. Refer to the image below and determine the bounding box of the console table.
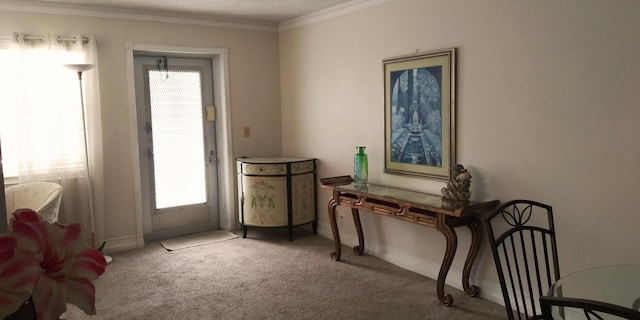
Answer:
[319,176,498,306]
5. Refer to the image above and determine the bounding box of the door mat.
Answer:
[160,230,238,251]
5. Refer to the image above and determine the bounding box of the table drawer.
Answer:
[291,160,315,174]
[241,163,286,175]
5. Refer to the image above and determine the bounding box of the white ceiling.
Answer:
[29,0,355,24]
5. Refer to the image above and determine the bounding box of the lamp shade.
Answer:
[64,64,95,72]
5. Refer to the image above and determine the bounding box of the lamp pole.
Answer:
[64,64,112,264]
[0,142,6,233]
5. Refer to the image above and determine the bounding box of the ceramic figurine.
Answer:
[441,164,472,204]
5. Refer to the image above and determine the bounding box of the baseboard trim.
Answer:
[102,235,141,254]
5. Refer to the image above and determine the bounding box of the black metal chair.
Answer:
[540,296,640,320]
[484,200,560,320]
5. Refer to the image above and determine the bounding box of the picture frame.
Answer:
[384,48,456,180]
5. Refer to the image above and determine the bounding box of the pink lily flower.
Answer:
[0,234,40,317]
[0,209,107,320]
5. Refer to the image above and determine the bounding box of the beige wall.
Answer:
[280,0,640,303]
[0,11,283,245]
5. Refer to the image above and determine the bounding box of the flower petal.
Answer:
[65,277,97,315]
[32,276,68,320]
[0,252,40,293]
[68,248,107,280]
[0,235,16,262]
[52,222,82,247]
[11,216,49,260]
[12,209,41,223]
[0,241,40,318]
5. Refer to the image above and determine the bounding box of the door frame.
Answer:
[126,43,236,248]
[134,55,219,241]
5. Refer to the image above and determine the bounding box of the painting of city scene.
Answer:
[384,49,455,179]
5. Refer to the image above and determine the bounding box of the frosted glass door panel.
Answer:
[148,69,206,209]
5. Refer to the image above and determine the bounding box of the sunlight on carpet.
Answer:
[160,230,238,251]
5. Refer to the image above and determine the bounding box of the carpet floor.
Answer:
[61,228,507,319]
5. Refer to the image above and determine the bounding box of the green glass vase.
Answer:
[354,146,368,187]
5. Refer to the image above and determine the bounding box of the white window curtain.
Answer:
[0,32,104,245]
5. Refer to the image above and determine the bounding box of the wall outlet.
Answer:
[243,126,250,137]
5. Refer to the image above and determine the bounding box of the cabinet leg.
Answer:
[242,225,247,238]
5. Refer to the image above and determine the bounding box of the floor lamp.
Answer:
[64,64,112,265]
[0,142,6,234]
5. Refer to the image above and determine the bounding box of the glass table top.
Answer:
[324,180,485,213]
[547,264,640,318]
[338,183,446,207]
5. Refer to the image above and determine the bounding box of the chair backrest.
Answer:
[5,182,64,224]
[484,199,560,320]
[540,296,640,320]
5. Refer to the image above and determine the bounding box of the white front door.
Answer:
[134,55,219,241]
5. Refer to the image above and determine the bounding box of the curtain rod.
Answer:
[0,34,89,44]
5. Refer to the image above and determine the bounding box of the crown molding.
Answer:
[0,0,279,32]
[0,0,394,33]
[278,0,393,31]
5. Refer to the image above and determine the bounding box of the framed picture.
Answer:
[384,48,456,180]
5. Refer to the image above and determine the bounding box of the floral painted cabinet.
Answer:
[237,158,317,241]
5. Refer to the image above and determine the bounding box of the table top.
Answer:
[547,264,640,316]
[331,181,446,207]
[319,175,497,217]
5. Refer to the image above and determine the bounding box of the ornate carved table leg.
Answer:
[461,218,482,297]
[328,192,342,261]
[437,220,458,306]
[446,216,482,297]
[351,207,365,255]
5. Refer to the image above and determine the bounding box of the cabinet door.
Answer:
[240,175,287,226]
[292,172,315,225]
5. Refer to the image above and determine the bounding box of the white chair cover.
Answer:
[5,182,63,224]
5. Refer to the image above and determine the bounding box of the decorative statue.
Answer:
[441,164,472,204]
